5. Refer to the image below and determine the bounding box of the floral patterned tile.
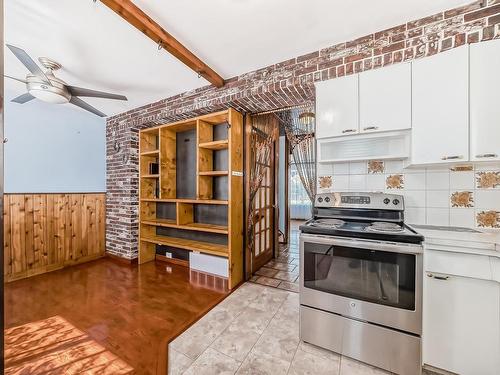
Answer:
[386,174,404,189]
[318,176,333,189]
[475,171,500,189]
[368,160,385,174]
[476,210,500,228]
[450,191,474,208]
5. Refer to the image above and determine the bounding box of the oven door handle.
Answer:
[300,234,423,254]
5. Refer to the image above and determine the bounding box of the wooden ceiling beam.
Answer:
[100,0,225,88]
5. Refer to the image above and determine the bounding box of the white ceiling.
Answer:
[5,0,469,117]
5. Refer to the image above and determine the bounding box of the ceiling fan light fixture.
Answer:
[30,88,70,104]
[26,77,71,104]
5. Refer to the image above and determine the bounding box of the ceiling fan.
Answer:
[4,44,128,117]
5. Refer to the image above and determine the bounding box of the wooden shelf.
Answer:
[141,150,159,156]
[139,108,243,290]
[141,218,176,226]
[141,219,228,234]
[199,140,228,150]
[140,198,228,205]
[198,171,229,176]
[140,235,228,257]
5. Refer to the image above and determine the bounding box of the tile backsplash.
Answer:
[317,160,500,229]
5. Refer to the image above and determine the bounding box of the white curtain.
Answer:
[289,162,312,220]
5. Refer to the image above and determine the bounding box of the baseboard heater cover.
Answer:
[189,252,229,277]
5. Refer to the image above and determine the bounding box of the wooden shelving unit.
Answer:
[138,109,244,289]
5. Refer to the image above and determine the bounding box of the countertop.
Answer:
[410,224,500,256]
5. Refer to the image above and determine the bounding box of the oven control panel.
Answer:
[315,192,404,210]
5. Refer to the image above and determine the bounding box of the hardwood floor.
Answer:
[4,258,228,374]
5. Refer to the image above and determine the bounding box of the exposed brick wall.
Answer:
[106,0,500,259]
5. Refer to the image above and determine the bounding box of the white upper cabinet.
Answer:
[412,46,469,165]
[359,62,411,133]
[470,39,500,162]
[315,75,359,139]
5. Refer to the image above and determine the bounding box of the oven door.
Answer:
[300,234,422,335]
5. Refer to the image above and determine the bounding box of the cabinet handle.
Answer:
[363,126,379,131]
[475,153,498,158]
[342,129,357,134]
[427,273,449,281]
[441,155,463,160]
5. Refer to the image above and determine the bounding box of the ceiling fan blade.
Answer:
[5,75,27,84]
[6,44,51,85]
[11,93,35,104]
[67,85,128,101]
[69,96,106,117]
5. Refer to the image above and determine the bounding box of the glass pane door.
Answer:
[303,242,416,310]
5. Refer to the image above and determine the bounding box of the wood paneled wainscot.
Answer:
[3,193,106,282]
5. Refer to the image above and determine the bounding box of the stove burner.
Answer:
[366,221,404,233]
[310,218,345,228]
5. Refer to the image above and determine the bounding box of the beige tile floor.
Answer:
[168,282,394,375]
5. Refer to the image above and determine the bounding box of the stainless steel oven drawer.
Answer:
[300,305,421,375]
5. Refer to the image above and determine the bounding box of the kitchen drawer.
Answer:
[189,252,228,277]
[300,305,421,375]
[425,249,492,281]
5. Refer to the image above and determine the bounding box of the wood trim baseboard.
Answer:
[105,252,138,265]
[155,254,189,267]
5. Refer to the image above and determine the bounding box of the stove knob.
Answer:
[383,198,390,204]
[324,197,331,203]
[393,199,400,205]
[318,197,323,203]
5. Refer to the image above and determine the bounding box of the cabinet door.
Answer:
[315,75,359,139]
[359,63,411,133]
[470,39,500,162]
[423,273,500,375]
[412,46,469,165]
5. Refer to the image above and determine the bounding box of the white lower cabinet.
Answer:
[423,250,500,375]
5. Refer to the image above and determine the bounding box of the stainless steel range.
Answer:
[299,192,424,375]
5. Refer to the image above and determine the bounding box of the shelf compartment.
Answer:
[199,140,228,150]
[198,171,229,176]
[140,235,228,257]
[141,219,228,234]
[140,128,159,153]
[159,128,176,199]
[140,177,159,199]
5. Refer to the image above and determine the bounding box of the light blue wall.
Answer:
[4,89,106,193]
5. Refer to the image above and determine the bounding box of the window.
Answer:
[289,162,312,220]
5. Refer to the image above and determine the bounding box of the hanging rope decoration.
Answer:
[275,106,317,206]
[247,114,279,254]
